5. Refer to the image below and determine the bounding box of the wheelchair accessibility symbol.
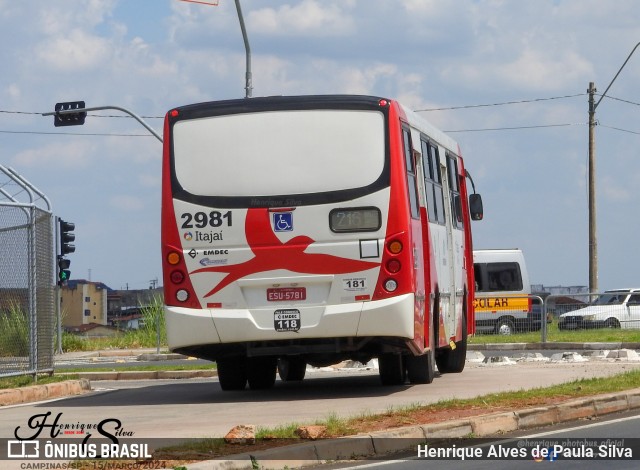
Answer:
[273,212,293,232]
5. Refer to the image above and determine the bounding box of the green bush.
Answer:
[0,302,30,357]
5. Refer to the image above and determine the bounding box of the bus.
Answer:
[161,95,483,390]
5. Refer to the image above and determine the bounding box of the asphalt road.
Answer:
[2,360,639,441]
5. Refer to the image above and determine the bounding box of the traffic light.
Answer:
[58,219,75,287]
[57,256,71,286]
[54,101,86,127]
[59,219,75,255]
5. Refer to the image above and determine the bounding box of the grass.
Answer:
[470,319,640,344]
[60,295,167,352]
[0,301,30,357]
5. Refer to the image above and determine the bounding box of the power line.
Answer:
[599,124,640,135]
[415,93,586,112]
[600,94,640,107]
[0,129,153,137]
[0,109,164,119]
[444,123,584,133]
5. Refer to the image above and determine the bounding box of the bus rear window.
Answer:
[172,109,385,198]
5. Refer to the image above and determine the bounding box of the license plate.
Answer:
[274,309,301,332]
[267,287,306,301]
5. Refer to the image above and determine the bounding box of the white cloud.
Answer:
[249,0,354,36]
[36,29,112,70]
[11,141,93,169]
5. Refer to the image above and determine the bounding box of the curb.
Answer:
[187,387,640,470]
[0,379,91,407]
[59,370,217,381]
[0,369,216,407]
[468,342,640,351]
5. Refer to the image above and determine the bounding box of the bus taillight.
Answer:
[386,259,401,273]
[164,249,197,306]
[384,279,398,292]
[388,240,403,254]
[375,238,406,296]
[167,251,181,266]
[175,289,189,302]
[170,270,185,284]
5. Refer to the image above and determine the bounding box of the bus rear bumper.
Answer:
[165,293,415,351]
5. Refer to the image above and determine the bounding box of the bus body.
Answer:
[161,95,482,390]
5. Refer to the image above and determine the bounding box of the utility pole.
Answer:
[587,82,597,294]
[586,41,640,295]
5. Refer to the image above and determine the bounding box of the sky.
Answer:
[0,0,638,292]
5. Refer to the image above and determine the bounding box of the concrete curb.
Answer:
[468,342,640,351]
[0,370,216,407]
[0,379,91,406]
[185,387,640,470]
[60,370,217,381]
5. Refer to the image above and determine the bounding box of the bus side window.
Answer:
[421,139,437,223]
[402,128,420,219]
[421,139,445,225]
[447,154,463,230]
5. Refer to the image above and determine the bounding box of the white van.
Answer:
[473,249,540,335]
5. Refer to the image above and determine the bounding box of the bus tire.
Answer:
[406,313,436,384]
[277,357,307,382]
[436,314,467,374]
[217,357,247,391]
[405,350,435,384]
[379,353,406,385]
[247,356,277,390]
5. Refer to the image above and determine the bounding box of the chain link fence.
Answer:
[0,165,55,378]
[473,291,640,343]
[474,294,545,336]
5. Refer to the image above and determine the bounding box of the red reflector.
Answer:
[207,302,222,308]
[355,294,370,301]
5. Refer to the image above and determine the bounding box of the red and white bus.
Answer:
[161,95,483,390]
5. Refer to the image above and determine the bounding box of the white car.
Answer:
[558,289,640,330]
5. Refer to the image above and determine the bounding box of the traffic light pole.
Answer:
[43,105,163,143]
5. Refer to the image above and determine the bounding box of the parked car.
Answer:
[557,288,640,330]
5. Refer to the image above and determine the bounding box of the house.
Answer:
[60,280,110,328]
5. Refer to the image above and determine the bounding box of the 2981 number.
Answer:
[181,211,232,229]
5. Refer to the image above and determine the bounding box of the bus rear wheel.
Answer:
[405,350,435,384]
[378,353,406,385]
[217,357,247,391]
[277,357,307,382]
[435,314,467,374]
[247,356,277,390]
